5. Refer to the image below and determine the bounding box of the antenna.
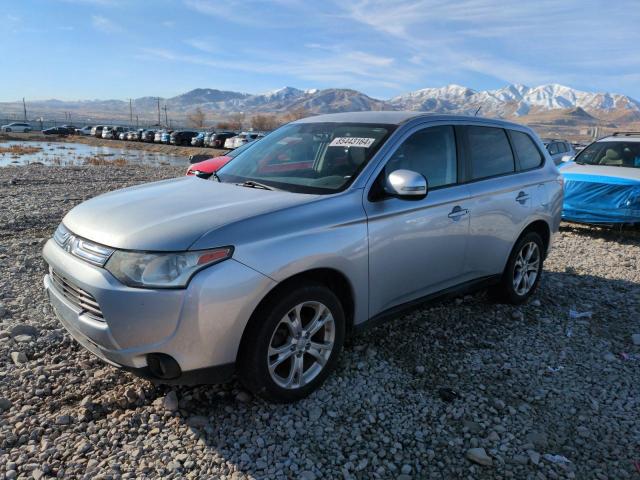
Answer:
[22,97,27,122]
[474,106,482,117]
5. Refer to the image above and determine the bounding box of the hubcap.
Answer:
[513,241,540,296]
[267,301,335,389]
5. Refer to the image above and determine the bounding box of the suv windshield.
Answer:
[575,141,640,168]
[216,122,394,194]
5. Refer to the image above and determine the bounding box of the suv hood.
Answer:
[63,177,317,251]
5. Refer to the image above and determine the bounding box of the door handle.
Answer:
[448,206,469,220]
[516,191,530,204]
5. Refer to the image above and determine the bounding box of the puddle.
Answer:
[0,141,188,167]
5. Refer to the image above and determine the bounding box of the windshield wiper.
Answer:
[236,180,275,191]
[212,171,222,182]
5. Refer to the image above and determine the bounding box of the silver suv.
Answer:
[43,112,562,402]
[543,138,576,165]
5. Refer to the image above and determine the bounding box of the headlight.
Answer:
[105,247,233,288]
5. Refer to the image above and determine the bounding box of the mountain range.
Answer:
[2,84,639,124]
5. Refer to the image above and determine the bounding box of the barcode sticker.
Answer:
[329,137,375,148]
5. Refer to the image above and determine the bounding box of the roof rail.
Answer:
[611,131,640,137]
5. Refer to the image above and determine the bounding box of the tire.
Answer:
[238,283,345,403]
[489,231,544,304]
[5,128,11,132]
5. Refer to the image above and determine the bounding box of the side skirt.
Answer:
[353,274,501,335]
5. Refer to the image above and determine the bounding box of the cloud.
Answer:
[184,38,217,54]
[91,15,121,33]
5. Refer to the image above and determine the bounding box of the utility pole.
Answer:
[157,98,161,126]
[163,104,168,127]
[129,99,133,126]
[136,114,139,129]
[22,98,27,122]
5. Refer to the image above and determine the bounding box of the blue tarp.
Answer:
[561,172,640,224]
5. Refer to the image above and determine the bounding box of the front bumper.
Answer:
[43,239,276,383]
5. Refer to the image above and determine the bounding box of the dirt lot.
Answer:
[0,164,639,479]
[0,132,227,159]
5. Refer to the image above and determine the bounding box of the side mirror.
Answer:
[561,155,574,163]
[385,169,428,199]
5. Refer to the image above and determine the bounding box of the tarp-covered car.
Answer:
[559,132,640,224]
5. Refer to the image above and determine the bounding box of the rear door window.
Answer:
[466,126,515,180]
[510,130,544,170]
[547,143,559,155]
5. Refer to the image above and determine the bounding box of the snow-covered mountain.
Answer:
[390,83,640,120]
[2,83,639,123]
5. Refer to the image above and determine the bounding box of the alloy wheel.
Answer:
[267,301,335,389]
[512,241,540,296]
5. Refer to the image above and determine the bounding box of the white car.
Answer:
[75,126,94,136]
[1,122,32,133]
[224,132,263,149]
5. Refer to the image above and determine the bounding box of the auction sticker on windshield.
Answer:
[329,137,375,148]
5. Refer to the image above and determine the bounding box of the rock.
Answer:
[526,431,548,449]
[164,391,179,411]
[299,471,316,480]
[527,450,541,465]
[309,407,322,421]
[603,352,617,362]
[9,323,38,337]
[401,464,412,474]
[56,415,71,425]
[632,333,640,346]
[13,334,33,343]
[10,351,27,365]
[0,303,7,318]
[466,448,492,466]
[415,365,425,374]
[531,299,541,307]
[511,310,523,320]
[235,390,252,403]
[186,415,209,428]
[493,398,506,410]
[0,397,12,411]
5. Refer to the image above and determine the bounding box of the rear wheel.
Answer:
[489,231,544,304]
[238,283,345,403]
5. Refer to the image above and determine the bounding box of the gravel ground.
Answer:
[0,164,639,479]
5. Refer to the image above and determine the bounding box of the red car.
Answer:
[186,140,257,179]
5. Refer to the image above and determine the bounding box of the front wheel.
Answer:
[5,128,11,132]
[489,231,544,304]
[238,284,345,403]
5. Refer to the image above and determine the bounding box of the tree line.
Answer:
[186,107,311,131]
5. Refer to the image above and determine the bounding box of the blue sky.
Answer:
[2,0,640,101]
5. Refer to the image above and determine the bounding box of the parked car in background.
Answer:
[559,132,640,224]
[191,131,208,147]
[224,132,263,149]
[161,131,172,144]
[141,130,156,142]
[43,111,562,402]
[154,130,164,143]
[1,122,32,133]
[128,129,145,141]
[91,126,105,138]
[43,126,74,135]
[103,126,127,140]
[543,139,575,165]
[186,139,260,178]
[170,130,198,146]
[118,130,130,140]
[75,126,94,136]
[207,132,236,148]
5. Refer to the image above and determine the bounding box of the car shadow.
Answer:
[128,265,640,479]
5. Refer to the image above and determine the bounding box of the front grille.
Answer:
[49,268,104,321]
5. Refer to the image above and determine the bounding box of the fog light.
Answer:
[147,353,181,379]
